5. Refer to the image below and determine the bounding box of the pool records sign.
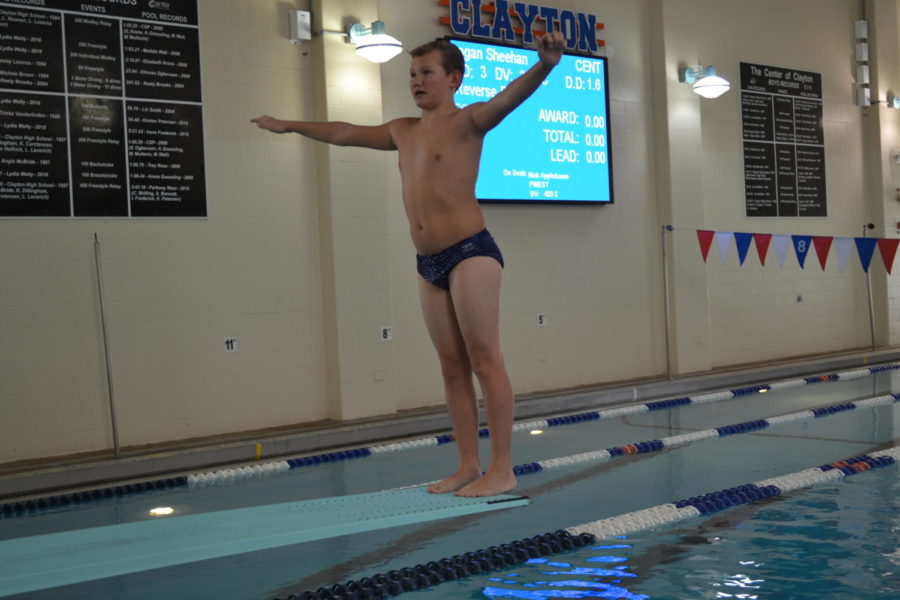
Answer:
[0,0,205,217]
[740,61,826,217]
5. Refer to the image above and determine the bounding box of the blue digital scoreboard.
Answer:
[451,38,613,205]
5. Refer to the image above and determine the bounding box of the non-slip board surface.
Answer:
[0,487,528,596]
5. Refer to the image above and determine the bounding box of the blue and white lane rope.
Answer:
[278,446,899,600]
[3,362,897,516]
[514,392,899,476]
[187,362,900,488]
[388,392,898,489]
[566,445,900,541]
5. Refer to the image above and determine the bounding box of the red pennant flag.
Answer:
[753,233,772,266]
[697,230,715,263]
[878,238,899,273]
[812,236,833,271]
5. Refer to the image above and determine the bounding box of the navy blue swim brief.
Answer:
[416,229,504,291]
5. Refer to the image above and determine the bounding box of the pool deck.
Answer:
[2,347,898,501]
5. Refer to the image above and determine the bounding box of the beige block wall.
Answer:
[704,0,869,364]
[658,0,877,368]
[2,0,898,464]
[0,0,328,462]
[310,0,401,421]
[872,0,900,345]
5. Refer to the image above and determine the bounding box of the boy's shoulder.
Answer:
[389,116,420,127]
[387,116,421,138]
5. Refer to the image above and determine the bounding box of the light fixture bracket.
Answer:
[680,65,717,84]
[348,20,386,41]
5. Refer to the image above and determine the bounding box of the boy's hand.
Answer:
[251,115,289,133]
[537,31,565,67]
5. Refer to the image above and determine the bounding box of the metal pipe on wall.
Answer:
[661,225,673,379]
[863,224,877,351]
[93,233,121,458]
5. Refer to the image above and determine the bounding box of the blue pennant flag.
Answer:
[791,235,812,268]
[734,232,753,266]
[855,237,878,272]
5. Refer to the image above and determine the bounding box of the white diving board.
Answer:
[0,487,528,597]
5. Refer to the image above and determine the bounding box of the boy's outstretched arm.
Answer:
[468,31,566,133]
[250,115,397,150]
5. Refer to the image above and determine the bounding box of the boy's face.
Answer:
[409,50,461,109]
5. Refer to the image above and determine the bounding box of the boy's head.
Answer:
[409,39,465,91]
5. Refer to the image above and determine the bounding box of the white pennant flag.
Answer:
[834,237,853,272]
[773,234,791,268]
[715,231,733,265]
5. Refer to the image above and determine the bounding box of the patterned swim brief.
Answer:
[416,229,504,291]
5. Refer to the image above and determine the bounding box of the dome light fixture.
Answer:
[348,20,403,63]
[681,65,731,99]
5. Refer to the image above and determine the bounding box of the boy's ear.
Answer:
[450,69,462,90]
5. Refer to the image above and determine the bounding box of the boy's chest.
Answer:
[396,120,478,168]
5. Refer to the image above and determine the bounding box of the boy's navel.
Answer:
[435,153,442,161]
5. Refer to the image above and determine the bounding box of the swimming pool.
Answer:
[469,466,899,600]
[1,362,897,599]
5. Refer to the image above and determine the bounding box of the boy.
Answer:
[252,31,565,496]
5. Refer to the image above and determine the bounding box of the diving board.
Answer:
[0,487,528,597]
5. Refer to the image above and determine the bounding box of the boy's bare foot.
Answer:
[427,468,481,494]
[454,468,517,497]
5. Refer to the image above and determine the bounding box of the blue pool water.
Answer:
[1,366,898,599]
[459,470,899,599]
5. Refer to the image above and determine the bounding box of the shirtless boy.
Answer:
[252,31,565,497]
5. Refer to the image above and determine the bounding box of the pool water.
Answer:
[1,368,898,599]
[442,469,898,599]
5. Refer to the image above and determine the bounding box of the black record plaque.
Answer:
[128,100,205,216]
[743,141,777,217]
[65,14,123,97]
[740,62,826,217]
[0,91,69,215]
[0,0,204,218]
[0,5,63,93]
[70,96,127,216]
[123,21,201,103]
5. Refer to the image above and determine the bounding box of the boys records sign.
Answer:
[740,62,826,217]
[0,0,205,217]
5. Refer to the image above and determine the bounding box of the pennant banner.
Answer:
[734,232,753,266]
[715,231,733,265]
[878,238,899,273]
[855,237,878,273]
[697,230,715,263]
[834,237,853,272]
[692,229,898,276]
[812,236,833,271]
[753,233,772,266]
[773,234,791,268]
[792,235,812,268]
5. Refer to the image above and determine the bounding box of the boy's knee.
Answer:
[439,353,471,381]
[468,349,504,379]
